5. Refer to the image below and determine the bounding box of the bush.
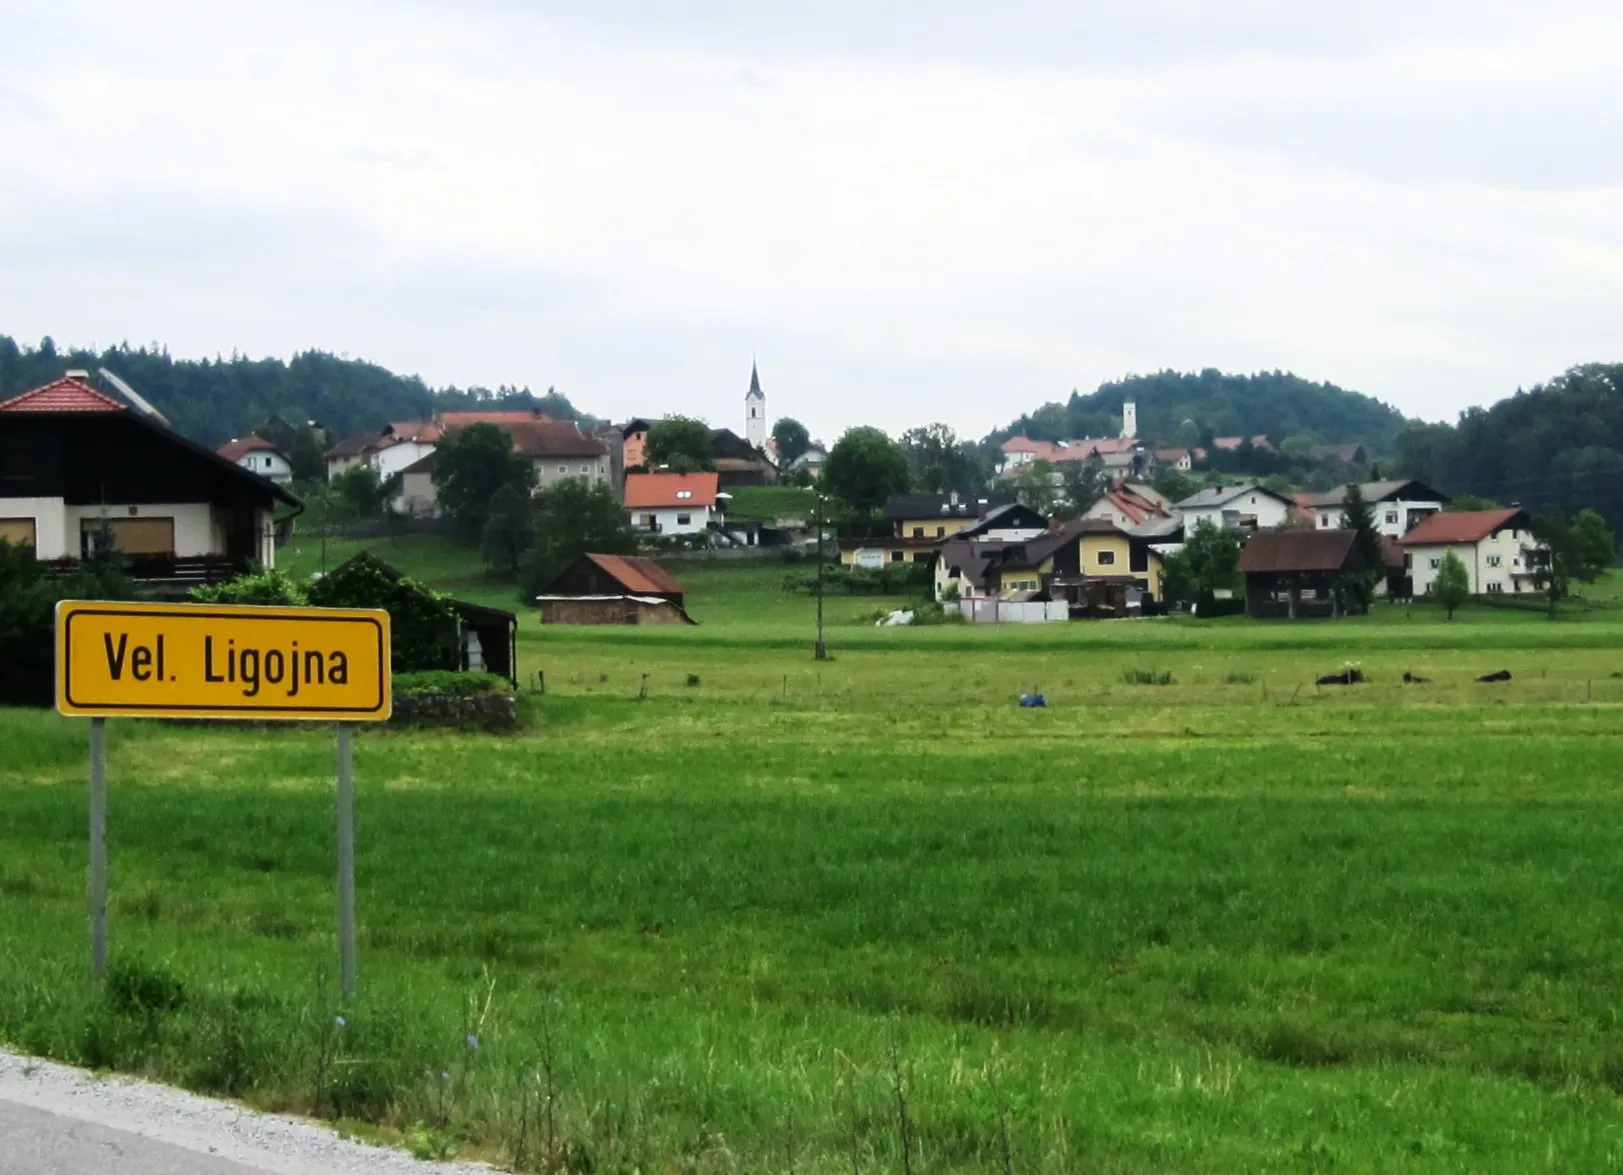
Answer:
[308,553,458,672]
[0,540,136,707]
[393,670,512,698]
[190,568,308,606]
[1193,598,1247,619]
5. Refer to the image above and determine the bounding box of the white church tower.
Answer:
[745,361,767,449]
[1121,399,1138,440]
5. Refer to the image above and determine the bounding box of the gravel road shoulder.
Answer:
[0,1047,498,1175]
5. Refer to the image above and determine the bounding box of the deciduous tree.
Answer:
[432,424,537,539]
[646,416,713,472]
[823,426,911,520]
[1435,550,1470,620]
[772,418,811,466]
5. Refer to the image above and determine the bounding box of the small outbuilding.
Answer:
[1237,529,1368,619]
[536,553,695,625]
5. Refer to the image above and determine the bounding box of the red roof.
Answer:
[439,410,554,430]
[216,433,286,462]
[583,554,686,596]
[0,376,127,414]
[1399,508,1527,546]
[1212,435,1273,451]
[624,472,720,509]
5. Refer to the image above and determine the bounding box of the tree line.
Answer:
[1395,364,1623,535]
[0,335,582,449]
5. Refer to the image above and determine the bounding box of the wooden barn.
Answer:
[1237,529,1368,619]
[536,554,695,625]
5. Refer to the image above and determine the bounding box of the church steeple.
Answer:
[745,360,766,448]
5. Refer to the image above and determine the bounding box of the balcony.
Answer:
[41,554,251,592]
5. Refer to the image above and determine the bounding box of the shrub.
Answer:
[308,553,458,672]
[190,568,308,606]
[393,671,512,697]
[0,540,136,707]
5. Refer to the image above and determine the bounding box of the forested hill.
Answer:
[0,336,582,447]
[1396,364,1623,530]
[992,369,1408,452]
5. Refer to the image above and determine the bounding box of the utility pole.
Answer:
[814,493,827,661]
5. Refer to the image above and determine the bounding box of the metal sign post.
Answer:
[56,601,391,999]
[335,723,357,1002]
[88,717,108,982]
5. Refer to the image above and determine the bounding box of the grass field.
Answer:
[7,543,1623,1171]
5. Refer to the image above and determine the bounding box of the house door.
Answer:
[82,517,176,557]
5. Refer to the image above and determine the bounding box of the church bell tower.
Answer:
[745,361,767,449]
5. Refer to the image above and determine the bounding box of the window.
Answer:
[81,517,175,556]
[1130,546,1148,573]
[1319,515,1331,528]
[676,490,692,499]
[557,464,566,474]
[891,551,904,562]
[0,518,36,546]
[676,513,692,526]
[913,527,924,538]
[580,464,589,474]
[1485,555,1501,568]
[1430,557,1440,569]
[1486,582,1504,593]
[936,526,945,537]
[1385,511,1398,525]
[1097,550,1116,566]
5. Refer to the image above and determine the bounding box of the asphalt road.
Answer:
[0,1099,270,1174]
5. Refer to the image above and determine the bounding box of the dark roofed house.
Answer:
[1237,528,1368,619]
[536,553,695,625]
[0,373,300,592]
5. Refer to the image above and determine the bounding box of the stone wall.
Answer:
[389,692,518,732]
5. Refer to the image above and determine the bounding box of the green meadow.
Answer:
[6,547,1623,1171]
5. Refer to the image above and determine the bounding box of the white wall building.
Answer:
[1401,508,1545,596]
[625,472,723,537]
[217,435,294,486]
[1306,480,1447,539]
[1174,483,1294,532]
[745,362,767,450]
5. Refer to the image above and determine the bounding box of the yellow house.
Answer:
[885,492,981,541]
[980,519,1164,610]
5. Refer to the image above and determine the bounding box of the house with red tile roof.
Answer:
[217,434,293,485]
[0,374,298,584]
[1400,508,1545,598]
[624,472,722,538]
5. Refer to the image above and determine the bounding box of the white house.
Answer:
[217,434,294,485]
[370,420,444,479]
[624,471,722,537]
[1175,483,1294,532]
[1304,480,1448,539]
[1400,508,1546,596]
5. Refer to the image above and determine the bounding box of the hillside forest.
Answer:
[0,335,582,447]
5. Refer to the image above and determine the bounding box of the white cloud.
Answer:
[1,0,1620,439]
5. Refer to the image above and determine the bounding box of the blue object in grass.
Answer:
[1019,694,1046,708]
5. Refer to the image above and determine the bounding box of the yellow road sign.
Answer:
[56,600,391,720]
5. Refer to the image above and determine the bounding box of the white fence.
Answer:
[956,598,1069,624]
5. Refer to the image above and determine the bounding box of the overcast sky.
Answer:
[3,0,1621,441]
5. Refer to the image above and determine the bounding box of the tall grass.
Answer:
[8,571,1623,1169]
